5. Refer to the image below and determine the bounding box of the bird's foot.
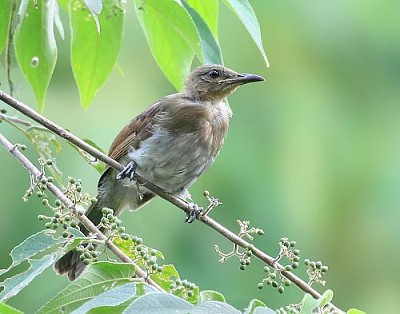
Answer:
[116,161,137,181]
[185,203,203,223]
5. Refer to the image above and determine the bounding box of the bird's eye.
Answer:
[209,69,220,78]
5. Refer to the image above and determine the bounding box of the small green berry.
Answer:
[46,159,53,165]
[272,281,279,288]
[187,291,194,298]
[304,259,310,265]
[83,259,91,265]
[316,261,322,269]
[257,283,264,289]
[263,266,270,273]
[285,265,293,271]
[45,222,52,229]
[290,241,296,247]
[293,249,300,256]
[278,286,284,294]
[36,191,43,198]
[62,231,69,238]
[292,262,299,269]
[321,266,328,272]
[47,177,53,182]
[240,265,246,271]
[38,215,45,220]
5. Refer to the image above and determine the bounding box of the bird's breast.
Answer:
[127,102,231,194]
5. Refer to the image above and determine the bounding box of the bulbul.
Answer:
[54,64,264,280]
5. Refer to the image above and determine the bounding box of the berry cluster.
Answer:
[304,259,328,286]
[76,243,100,266]
[278,237,301,271]
[257,266,291,294]
[170,278,197,299]
[239,248,253,271]
[100,207,126,234]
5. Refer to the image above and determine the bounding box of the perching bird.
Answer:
[54,64,264,280]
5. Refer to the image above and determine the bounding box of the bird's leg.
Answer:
[116,161,137,181]
[185,202,204,223]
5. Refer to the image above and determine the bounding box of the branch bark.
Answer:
[0,90,341,312]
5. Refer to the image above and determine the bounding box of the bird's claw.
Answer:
[116,161,137,181]
[185,203,203,223]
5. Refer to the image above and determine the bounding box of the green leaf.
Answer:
[300,290,334,314]
[71,283,159,313]
[243,299,275,314]
[133,0,201,90]
[14,0,58,111]
[0,0,13,55]
[70,0,124,108]
[0,302,24,314]
[0,254,56,302]
[68,138,106,173]
[200,290,225,302]
[347,309,366,314]
[124,292,194,313]
[184,0,218,38]
[0,230,63,276]
[192,301,241,313]
[37,261,136,314]
[183,1,223,65]
[222,0,269,67]
[150,264,179,292]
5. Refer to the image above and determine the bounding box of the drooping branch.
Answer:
[0,132,163,292]
[0,90,341,312]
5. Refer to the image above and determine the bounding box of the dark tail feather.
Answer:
[54,199,104,280]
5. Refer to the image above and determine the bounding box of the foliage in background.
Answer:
[0,0,268,111]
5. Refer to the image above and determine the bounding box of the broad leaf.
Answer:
[222,0,269,67]
[123,292,194,313]
[37,262,135,313]
[183,1,223,65]
[0,0,13,55]
[133,0,201,90]
[300,290,334,314]
[14,0,58,111]
[184,0,218,38]
[0,230,63,276]
[150,264,179,292]
[71,282,159,313]
[0,302,24,314]
[243,299,275,314]
[70,0,124,108]
[0,254,56,302]
[191,301,240,314]
[200,290,225,302]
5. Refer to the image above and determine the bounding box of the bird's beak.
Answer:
[226,73,265,85]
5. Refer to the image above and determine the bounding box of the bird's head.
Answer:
[184,64,264,102]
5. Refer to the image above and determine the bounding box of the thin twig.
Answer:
[0,132,164,292]
[0,90,342,312]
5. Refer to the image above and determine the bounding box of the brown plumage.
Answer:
[54,64,264,280]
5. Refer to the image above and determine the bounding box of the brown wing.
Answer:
[108,101,166,162]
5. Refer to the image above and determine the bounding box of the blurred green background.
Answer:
[1,0,399,312]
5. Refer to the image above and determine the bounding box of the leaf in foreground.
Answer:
[0,254,56,302]
[133,0,201,90]
[37,262,136,314]
[222,0,269,67]
[70,0,124,108]
[0,230,63,276]
[14,0,58,111]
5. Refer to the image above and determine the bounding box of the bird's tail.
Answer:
[54,198,104,281]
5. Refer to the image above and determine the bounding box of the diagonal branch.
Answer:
[0,132,163,292]
[0,90,341,312]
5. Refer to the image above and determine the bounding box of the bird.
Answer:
[54,64,264,280]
